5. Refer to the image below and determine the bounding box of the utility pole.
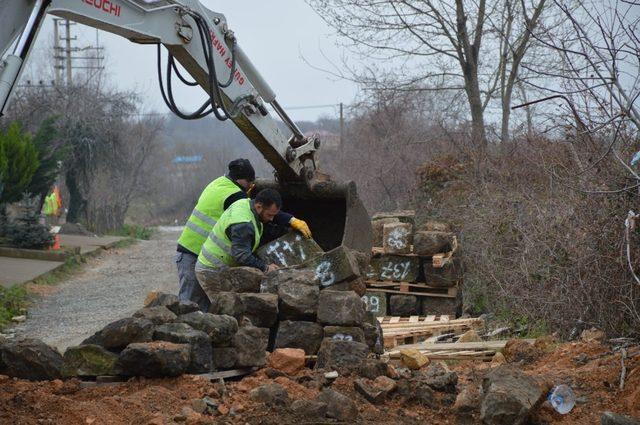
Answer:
[52,18,104,86]
[64,19,72,85]
[339,102,344,146]
[53,19,62,86]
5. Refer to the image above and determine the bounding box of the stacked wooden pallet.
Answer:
[386,340,515,361]
[378,315,483,349]
[362,211,461,318]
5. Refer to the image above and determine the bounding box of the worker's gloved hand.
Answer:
[290,217,312,239]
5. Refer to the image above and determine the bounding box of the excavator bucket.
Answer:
[254,179,373,253]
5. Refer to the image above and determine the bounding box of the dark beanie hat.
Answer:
[228,158,255,181]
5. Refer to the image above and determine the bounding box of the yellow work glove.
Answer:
[290,217,312,239]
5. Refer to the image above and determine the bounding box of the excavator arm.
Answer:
[0,0,319,182]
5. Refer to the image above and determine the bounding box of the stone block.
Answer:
[420,296,460,317]
[133,306,177,325]
[144,292,178,308]
[382,222,413,254]
[177,312,238,347]
[323,326,366,344]
[362,322,384,355]
[116,341,190,377]
[308,246,361,288]
[422,257,462,287]
[413,231,454,256]
[199,267,264,297]
[278,278,319,321]
[212,347,237,370]
[291,399,327,420]
[274,320,324,355]
[208,292,244,318]
[361,291,387,317]
[371,218,399,247]
[389,294,419,316]
[232,326,269,367]
[98,318,155,351]
[369,255,420,282]
[330,277,367,296]
[62,344,118,377]
[250,383,291,407]
[317,290,366,326]
[260,268,318,294]
[153,323,213,374]
[315,339,369,374]
[0,338,63,380]
[239,293,278,328]
[316,388,358,421]
[257,231,324,268]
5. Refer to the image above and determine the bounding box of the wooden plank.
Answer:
[366,280,456,292]
[365,288,457,298]
[389,317,401,324]
[440,315,450,322]
[196,368,258,380]
[386,339,535,356]
[425,315,436,322]
[409,315,419,323]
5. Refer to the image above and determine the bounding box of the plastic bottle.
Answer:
[547,384,576,414]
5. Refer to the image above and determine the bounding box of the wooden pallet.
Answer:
[378,316,483,349]
[432,236,458,268]
[384,330,434,348]
[365,280,458,298]
[387,340,535,361]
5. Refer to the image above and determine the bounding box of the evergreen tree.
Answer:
[5,199,54,249]
[0,122,39,204]
[27,117,66,209]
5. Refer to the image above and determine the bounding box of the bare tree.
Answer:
[306,0,552,148]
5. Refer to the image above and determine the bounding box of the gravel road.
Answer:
[14,227,182,351]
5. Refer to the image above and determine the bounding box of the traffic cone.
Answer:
[50,234,61,250]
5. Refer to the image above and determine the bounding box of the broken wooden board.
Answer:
[432,236,458,268]
[365,281,458,299]
[386,339,535,358]
[196,368,258,381]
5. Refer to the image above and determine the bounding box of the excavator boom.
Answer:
[0,0,372,252]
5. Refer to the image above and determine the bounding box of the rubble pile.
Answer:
[364,210,463,317]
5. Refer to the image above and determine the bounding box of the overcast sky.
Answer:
[26,0,358,121]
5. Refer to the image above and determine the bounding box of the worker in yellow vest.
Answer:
[175,159,311,311]
[195,188,284,294]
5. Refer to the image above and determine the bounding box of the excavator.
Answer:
[0,0,372,253]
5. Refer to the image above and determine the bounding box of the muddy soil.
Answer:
[13,227,181,351]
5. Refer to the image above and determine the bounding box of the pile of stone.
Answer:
[364,210,462,317]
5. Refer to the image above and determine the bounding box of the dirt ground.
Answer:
[0,340,637,424]
[12,227,181,351]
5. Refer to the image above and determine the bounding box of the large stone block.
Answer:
[260,268,318,294]
[330,277,367,297]
[199,267,264,297]
[362,322,384,355]
[317,290,366,326]
[315,339,369,374]
[177,312,238,347]
[97,318,154,351]
[232,325,269,367]
[278,278,319,320]
[323,326,365,344]
[371,218,399,247]
[274,320,324,355]
[369,255,420,282]
[423,257,462,287]
[144,292,199,315]
[257,231,324,268]
[208,292,244,318]
[420,296,460,317]
[361,291,388,317]
[239,293,278,328]
[116,341,190,377]
[480,365,545,425]
[413,231,454,256]
[212,347,237,370]
[0,338,63,380]
[308,246,361,288]
[62,344,118,377]
[153,323,212,374]
[389,294,419,316]
[316,388,359,421]
[132,306,177,325]
[382,222,413,254]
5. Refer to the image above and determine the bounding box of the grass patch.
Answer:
[111,224,155,240]
[0,285,28,329]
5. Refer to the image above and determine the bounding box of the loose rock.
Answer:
[115,341,190,377]
[480,365,545,425]
[239,293,278,328]
[315,339,369,374]
[277,280,319,321]
[274,320,324,354]
[145,292,179,308]
[316,388,358,421]
[400,348,429,370]
[503,339,543,364]
[420,362,458,393]
[62,344,118,377]
[457,330,482,343]
[232,325,269,367]
[317,290,366,326]
[581,327,606,343]
[0,338,63,380]
[249,383,290,407]
[601,412,640,425]
[132,306,177,325]
[97,318,154,351]
[290,399,327,419]
[358,358,390,379]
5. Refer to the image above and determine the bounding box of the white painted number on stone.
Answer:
[380,261,411,281]
[387,227,408,249]
[332,333,353,341]
[315,261,336,287]
[362,295,380,313]
[266,238,309,266]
